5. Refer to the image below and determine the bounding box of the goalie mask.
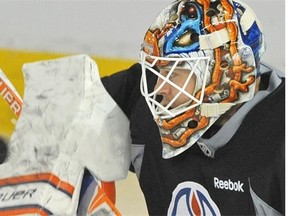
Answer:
[140,0,265,158]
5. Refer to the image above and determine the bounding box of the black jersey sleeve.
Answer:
[101,63,142,119]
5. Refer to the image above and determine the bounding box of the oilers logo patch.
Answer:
[168,181,220,216]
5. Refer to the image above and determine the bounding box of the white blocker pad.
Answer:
[0,55,131,215]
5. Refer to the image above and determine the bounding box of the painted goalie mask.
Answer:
[140,0,265,158]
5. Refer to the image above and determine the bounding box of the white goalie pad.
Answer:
[0,55,130,215]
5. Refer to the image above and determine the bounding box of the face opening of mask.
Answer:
[140,51,210,119]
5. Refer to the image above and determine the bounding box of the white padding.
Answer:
[0,55,130,215]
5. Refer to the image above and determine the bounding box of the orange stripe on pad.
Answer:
[0,205,52,216]
[0,172,75,197]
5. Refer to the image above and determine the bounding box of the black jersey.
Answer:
[102,63,285,215]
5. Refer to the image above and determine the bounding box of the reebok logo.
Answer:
[214,177,244,192]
